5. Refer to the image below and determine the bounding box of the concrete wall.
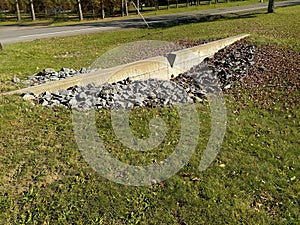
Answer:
[3,34,249,96]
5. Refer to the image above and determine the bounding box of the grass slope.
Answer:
[0,0,264,26]
[0,5,299,225]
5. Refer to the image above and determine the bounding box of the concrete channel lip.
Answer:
[2,34,249,96]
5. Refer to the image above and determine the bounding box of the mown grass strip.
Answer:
[1,5,299,92]
[0,0,264,26]
[0,5,299,225]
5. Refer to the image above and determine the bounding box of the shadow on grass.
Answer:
[0,9,265,30]
[62,11,264,30]
[0,0,299,29]
[145,12,265,29]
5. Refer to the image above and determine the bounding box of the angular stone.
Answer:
[12,77,20,83]
[68,97,78,107]
[22,94,36,101]
[50,77,60,81]
[61,68,70,73]
[79,68,87,73]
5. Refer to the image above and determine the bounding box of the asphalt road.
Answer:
[0,0,299,45]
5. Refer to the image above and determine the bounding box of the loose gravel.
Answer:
[20,67,92,86]
[37,79,194,110]
[21,39,258,110]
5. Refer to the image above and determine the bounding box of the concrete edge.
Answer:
[2,34,249,96]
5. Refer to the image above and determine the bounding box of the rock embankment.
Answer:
[22,39,257,110]
[21,67,91,86]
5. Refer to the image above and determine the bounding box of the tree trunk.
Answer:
[121,0,124,16]
[155,0,159,11]
[268,0,274,13]
[186,0,189,7]
[0,1,4,11]
[176,0,178,8]
[136,0,139,14]
[167,0,170,10]
[15,0,21,21]
[101,0,105,19]
[77,0,83,21]
[92,2,95,19]
[29,0,35,21]
[125,0,128,16]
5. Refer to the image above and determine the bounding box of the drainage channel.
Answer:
[2,34,249,98]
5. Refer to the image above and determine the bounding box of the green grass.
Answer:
[0,5,299,225]
[0,0,266,26]
[137,0,261,16]
[1,5,299,92]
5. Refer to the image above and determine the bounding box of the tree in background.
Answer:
[100,0,104,18]
[268,0,274,13]
[1,0,239,21]
[29,0,35,20]
[77,0,83,20]
[121,0,124,16]
[155,0,158,11]
[125,0,128,15]
[120,0,128,16]
[91,0,100,18]
[42,0,55,17]
[0,0,12,11]
[15,0,21,20]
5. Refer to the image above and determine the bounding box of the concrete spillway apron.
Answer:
[3,34,249,96]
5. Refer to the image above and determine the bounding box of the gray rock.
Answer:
[22,92,36,100]
[39,98,49,106]
[79,68,87,73]
[23,67,91,86]
[68,98,78,108]
[61,68,70,73]
[58,89,69,96]
[76,92,87,101]
[258,66,268,72]
[30,42,257,110]
[50,76,60,81]
[12,77,20,83]
[224,84,231,89]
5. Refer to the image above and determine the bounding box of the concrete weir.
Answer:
[3,34,249,96]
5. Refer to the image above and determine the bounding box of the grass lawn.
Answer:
[0,0,271,26]
[0,5,299,225]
